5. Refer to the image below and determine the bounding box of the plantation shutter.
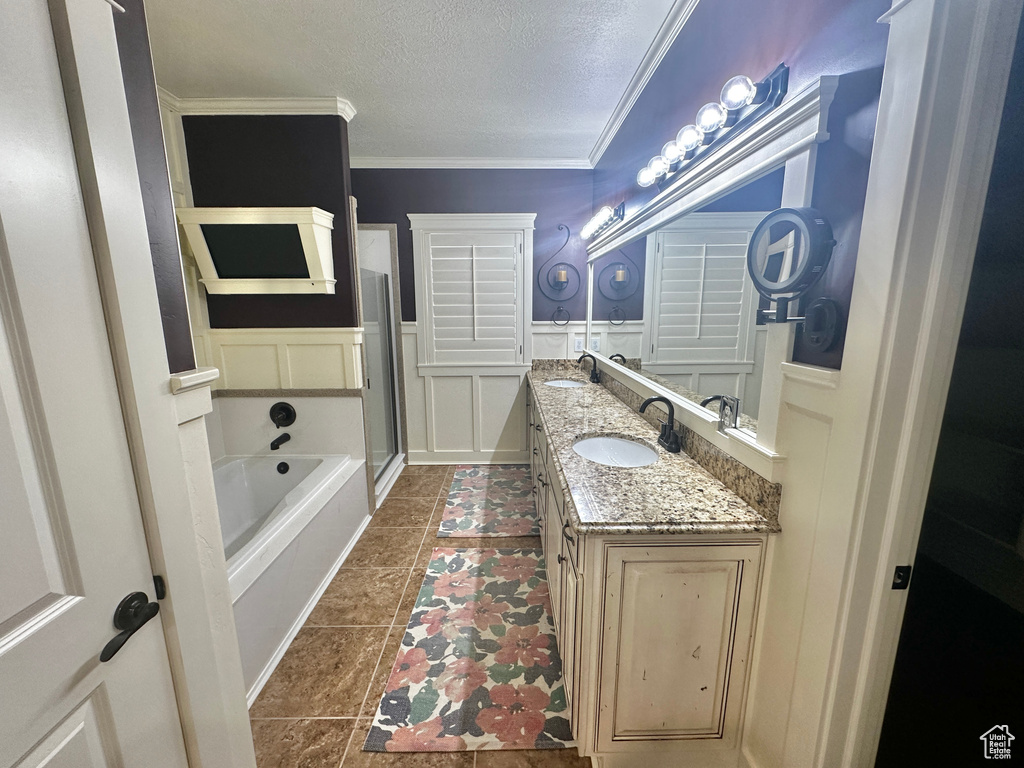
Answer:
[424,230,521,365]
[651,227,754,364]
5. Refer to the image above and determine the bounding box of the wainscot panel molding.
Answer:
[401,322,528,464]
[531,320,644,360]
[202,327,364,390]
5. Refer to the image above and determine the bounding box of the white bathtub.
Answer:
[213,454,370,703]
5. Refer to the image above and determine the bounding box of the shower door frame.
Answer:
[354,219,408,505]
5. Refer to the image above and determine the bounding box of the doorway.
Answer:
[875,13,1024,766]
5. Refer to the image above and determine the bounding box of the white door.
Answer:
[0,1,189,766]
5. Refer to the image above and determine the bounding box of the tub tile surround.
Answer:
[247,465,592,767]
[535,360,782,519]
[528,366,779,534]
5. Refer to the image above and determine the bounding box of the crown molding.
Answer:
[156,88,356,121]
[349,156,593,169]
[587,0,702,168]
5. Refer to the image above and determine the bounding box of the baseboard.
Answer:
[375,453,405,507]
[245,511,373,707]
[408,450,529,464]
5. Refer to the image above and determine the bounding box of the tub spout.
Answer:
[270,433,291,451]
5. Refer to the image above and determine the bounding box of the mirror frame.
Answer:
[585,76,839,480]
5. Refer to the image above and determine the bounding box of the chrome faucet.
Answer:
[639,396,681,453]
[270,432,291,451]
[577,353,600,383]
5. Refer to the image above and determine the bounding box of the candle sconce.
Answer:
[598,257,639,301]
[538,224,581,304]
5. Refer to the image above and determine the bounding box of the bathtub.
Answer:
[213,454,370,704]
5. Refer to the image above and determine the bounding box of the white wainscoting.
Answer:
[531,320,644,359]
[200,328,364,390]
[403,322,528,464]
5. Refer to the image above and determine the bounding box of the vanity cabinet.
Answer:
[526,381,766,768]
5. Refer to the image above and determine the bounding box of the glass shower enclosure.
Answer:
[360,268,399,480]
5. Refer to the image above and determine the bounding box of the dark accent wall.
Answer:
[349,169,594,323]
[592,0,890,369]
[113,0,195,374]
[183,115,358,328]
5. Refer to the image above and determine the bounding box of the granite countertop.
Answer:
[528,368,780,536]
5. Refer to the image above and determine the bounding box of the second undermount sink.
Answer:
[573,435,658,467]
[545,379,586,388]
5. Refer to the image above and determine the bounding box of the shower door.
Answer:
[361,268,399,480]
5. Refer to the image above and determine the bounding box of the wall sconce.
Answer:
[537,224,581,317]
[581,203,625,240]
[598,257,639,301]
[637,64,789,189]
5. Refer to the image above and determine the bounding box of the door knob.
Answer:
[99,591,159,662]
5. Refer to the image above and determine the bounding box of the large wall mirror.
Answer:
[587,169,783,438]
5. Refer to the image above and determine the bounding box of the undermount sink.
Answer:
[572,435,658,467]
[544,379,586,388]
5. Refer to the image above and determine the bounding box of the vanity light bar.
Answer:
[581,202,625,240]
[636,64,789,189]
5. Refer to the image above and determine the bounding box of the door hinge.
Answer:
[153,574,167,600]
[891,564,912,590]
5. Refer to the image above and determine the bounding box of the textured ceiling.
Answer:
[144,0,677,163]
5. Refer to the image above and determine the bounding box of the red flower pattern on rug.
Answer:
[437,465,539,538]
[364,548,572,752]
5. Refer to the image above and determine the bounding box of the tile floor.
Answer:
[249,464,592,768]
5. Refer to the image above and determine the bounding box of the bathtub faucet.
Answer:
[270,433,291,451]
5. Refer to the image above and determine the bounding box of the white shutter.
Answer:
[652,225,756,364]
[425,230,521,365]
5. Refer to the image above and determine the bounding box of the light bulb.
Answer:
[637,167,656,187]
[721,75,756,110]
[581,221,596,239]
[662,140,682,162]
[676,124,704,152]
[648,156,670,178]
[597,205,614,222]
[696,102,727,133]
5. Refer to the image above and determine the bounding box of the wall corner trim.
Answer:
[587,0,703,167]
[170,366,221,394]
[156,88,356,121]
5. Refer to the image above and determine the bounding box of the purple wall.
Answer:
[114,0,195,373]
[183,115,358,328]
[349,169,594,323]
[591,0,890,369]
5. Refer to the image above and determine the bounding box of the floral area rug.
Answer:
[363,548,572,752]
[437,465,539,538]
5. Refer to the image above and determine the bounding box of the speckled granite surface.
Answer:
[528,366,780,536]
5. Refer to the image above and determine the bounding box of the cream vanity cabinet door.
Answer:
[558,534,582,733]
[595,539,763,753]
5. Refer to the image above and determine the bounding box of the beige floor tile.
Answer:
[307,569,411,627]
[345,527,427,568]
[476,749,592,767]
[394,574,423,627]
[250,717,355,768]
[400,464,449,475]
[370,498,437,528]
[389,473,448,498]
[342,719,475,767]
[250,626,388,718]
[360,626,407,717]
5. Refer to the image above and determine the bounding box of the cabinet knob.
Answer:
[557,554,566,564]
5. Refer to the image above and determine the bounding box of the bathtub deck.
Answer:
[247,464,591,767]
